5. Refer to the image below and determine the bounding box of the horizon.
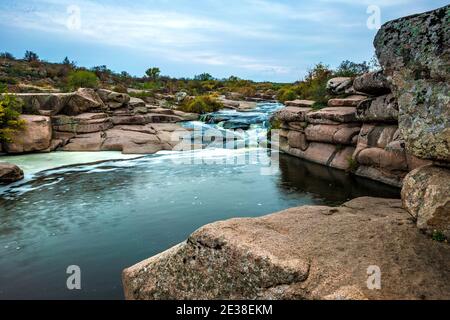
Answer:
[1,0,448,82]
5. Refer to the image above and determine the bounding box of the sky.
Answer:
[0,0,447,82]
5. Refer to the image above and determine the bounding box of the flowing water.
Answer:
[0,103,400,299]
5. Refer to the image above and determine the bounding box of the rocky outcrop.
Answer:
[0,162,24,184]
[97,89,130,109]
[61,123,188,154]
[356,94,398,122]
[328,95,367,108]
[276,71,417,186]
[3,115,52,153]
[374,5,450,162]
[373,5,450,236]
[402,165,450,238]
[326,77,353,95]
[353,71,391,96]
[15,88,105,116]
[52,113,113,134]
[3,88,196,155]
[123,197,450,300]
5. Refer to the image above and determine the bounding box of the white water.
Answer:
[0,151,140,176]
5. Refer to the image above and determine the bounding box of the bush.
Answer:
[67,70,99,89]
[0,52,15,60]
[24,50,39,62]
[0,92,25,143]
[277,87,297,103]
[179,95,223,114]
[334,60,370,77]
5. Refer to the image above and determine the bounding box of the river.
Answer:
[0,103,400,299]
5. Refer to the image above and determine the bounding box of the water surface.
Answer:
[0,103,400,299]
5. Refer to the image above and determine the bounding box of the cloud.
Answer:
[0,0,293,75]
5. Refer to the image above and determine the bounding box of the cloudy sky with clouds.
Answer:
[0,0,447,82]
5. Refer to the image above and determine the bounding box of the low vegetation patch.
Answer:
[67,70,99,89]
[178,95,224,114]
[0,88,25,143]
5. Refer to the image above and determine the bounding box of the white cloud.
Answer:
[1,0,292,75]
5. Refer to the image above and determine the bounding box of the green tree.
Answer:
[0,91,25,143]
[334,60,370,77]
[194,73,214,81]
[179,95,223,114]
[24,50,39,62]
[0,52,15,60]
[67,70,99,89]
[145,67,161,81]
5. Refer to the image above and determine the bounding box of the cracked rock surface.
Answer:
[122,197,450,300]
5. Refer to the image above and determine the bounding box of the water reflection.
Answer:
[277,154,400,206]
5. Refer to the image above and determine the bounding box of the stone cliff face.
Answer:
[274,72,427,188]
[374,5,450,162]
[374,5,450,237]
[1,89,198,156]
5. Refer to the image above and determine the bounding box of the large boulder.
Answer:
[356,94,399,122]
[353,124,399,157]
[353,71,391,96]
[305,123,360,145]
[4,115,52,153]
[62,88,105,116]
[281,142,355,171]
[0,162,24,184]
[357,147,408,172]
[11,89,105,116]
[61,132,105,151]
[287,130,308,150]
[402,165,450,238]
[275,107,312,123]
[14,93,71,116]
[123,197,450,300]
[326,77,353,95]
[97,89,130,109]
[102,128,169,154]
[52,113,113,134]
[374,5,450,162]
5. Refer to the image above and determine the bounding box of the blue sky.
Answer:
[0,0,447,82]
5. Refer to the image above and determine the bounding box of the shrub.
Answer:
[277,88,297,103]
[67,70,99,89]
[346,157,359,173]
[0,91,25,143]
[179,95,223,114]
[0,52,15,60]
[145,67,161,81]
[334,60,370,77]
[432,230,446,242]
[24,50,39,62]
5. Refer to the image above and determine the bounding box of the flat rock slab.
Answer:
[122,197,450,300]
[275,107,312,122]
[306,107,358,124]
[285,100,316,108]
[328,95,367,107]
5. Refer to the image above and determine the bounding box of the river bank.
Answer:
[121,5,450,300]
